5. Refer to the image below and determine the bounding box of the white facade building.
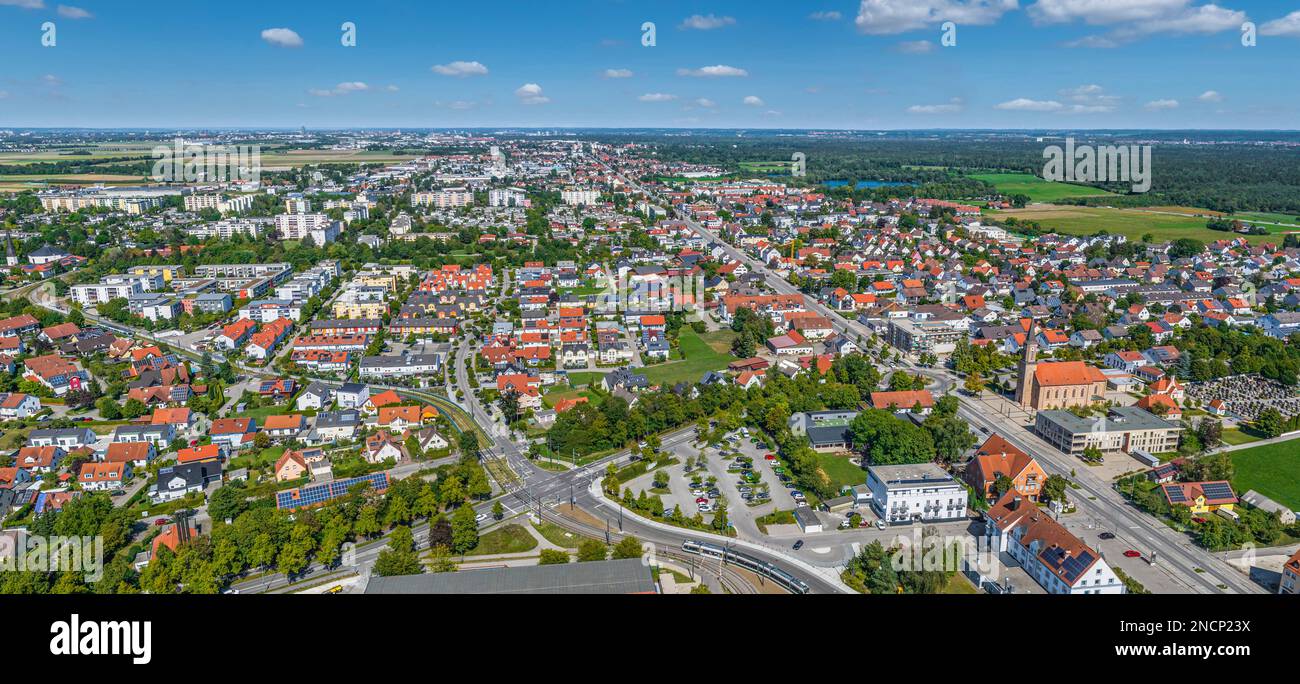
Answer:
[866,463,969,525]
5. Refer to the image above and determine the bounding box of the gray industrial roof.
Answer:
[363,558,657,595]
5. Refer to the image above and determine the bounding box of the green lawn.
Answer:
[532,521,580,548]
[466,524,538,556]
[1230,439,1300,511]
[229,445,285,471]
[985,204,1276,244]
[564,371,606,388]
[1221,427,1263,446]
[942,573,979,594]
[641,328,735,386]
[970,172,1115,202]
[816,453,866,491]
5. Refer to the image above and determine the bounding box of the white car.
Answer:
[475,513,488,523]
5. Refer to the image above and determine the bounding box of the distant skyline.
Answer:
[2,1,1300,129]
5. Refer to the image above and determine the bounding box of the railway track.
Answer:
[515,485,759,594]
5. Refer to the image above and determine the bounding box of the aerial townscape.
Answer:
[1,3,1300,620]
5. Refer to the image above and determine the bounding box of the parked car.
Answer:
[792,539,804,550]
[1098,532,1116,540]
[1123,550,1141,558]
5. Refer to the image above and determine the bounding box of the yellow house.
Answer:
[129,264,185,283]
[1161,481,1237,515]
[333,301,388,319]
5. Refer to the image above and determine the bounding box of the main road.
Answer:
[595,154,1265,595]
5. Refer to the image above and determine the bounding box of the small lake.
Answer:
[823,180,909,189]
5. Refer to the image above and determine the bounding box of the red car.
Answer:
[1122,550,1141,558]
[695,497,709,505]
[154,518,169,527]
[1192,517,1208,524]
[764,454,776,461]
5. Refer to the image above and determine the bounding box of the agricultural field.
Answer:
[969,172,1115,202]
[1230,439,1300,512]
[985,204,1278,244]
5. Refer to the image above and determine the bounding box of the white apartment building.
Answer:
[867,463,969,525]
[488,187,528,207]
[187,219,264,240]
[184,193,256,215]
[273,213,341,245]
[238,299,302,323]
[412,188,473,208]
[284,197,311,214]
[561,188,600,206]
[70,274,160,306]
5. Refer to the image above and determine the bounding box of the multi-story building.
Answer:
[273,213,341,245]
[489,187,528,207]
[1034,406,1182,458]
[412,188,473,208]
[561,187,600,206]
[1280,549,1300,595]
[187,218,264,240]
[866,463,968,525]
[984,492,1125,594]
[885,317,966,355]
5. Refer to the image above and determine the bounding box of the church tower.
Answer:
[1015,321,1038,409]
[3,233,16,267]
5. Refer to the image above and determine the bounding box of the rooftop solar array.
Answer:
[1200,482,1236,501]
[277,471,390,510]
[1163,484,1188,503]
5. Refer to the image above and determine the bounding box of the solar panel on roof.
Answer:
[1200,483,1234,500]
[1163,485,1187,503]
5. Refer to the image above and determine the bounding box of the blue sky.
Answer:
[1,0,1299,129]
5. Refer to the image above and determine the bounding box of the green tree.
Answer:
[611,536,644,560]
[373,526,423,577]
[450,504,479,554]
[576,539,607,562]
[538,549,571,565]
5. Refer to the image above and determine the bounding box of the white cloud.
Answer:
[1063,35,1121,48]
[436,100,480,110]
[896,40,936,53]
[908,97,965,114]
[308,81,370,97]
[693,98,718,108]
[56,4,91,19]
[1260,11,1300,37]
[1144,98,1180,110]
[41,74,62,86]
[515,83,550,105]
[1059,83,1120,112]
[742,95,766,107]
[603,68,634,79]
[385,85,400,92]
[996,98,1065,112]
[0,1,45,8]
[1030,0,1246,45]
[810,10,843,21]
[260,28,303,48]
[638,93,678,102]
[1198,90,1222,102]
[676,64,749,78]
[856,0,1018,35]
[432,61,489,77]
[680,14,736,30]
